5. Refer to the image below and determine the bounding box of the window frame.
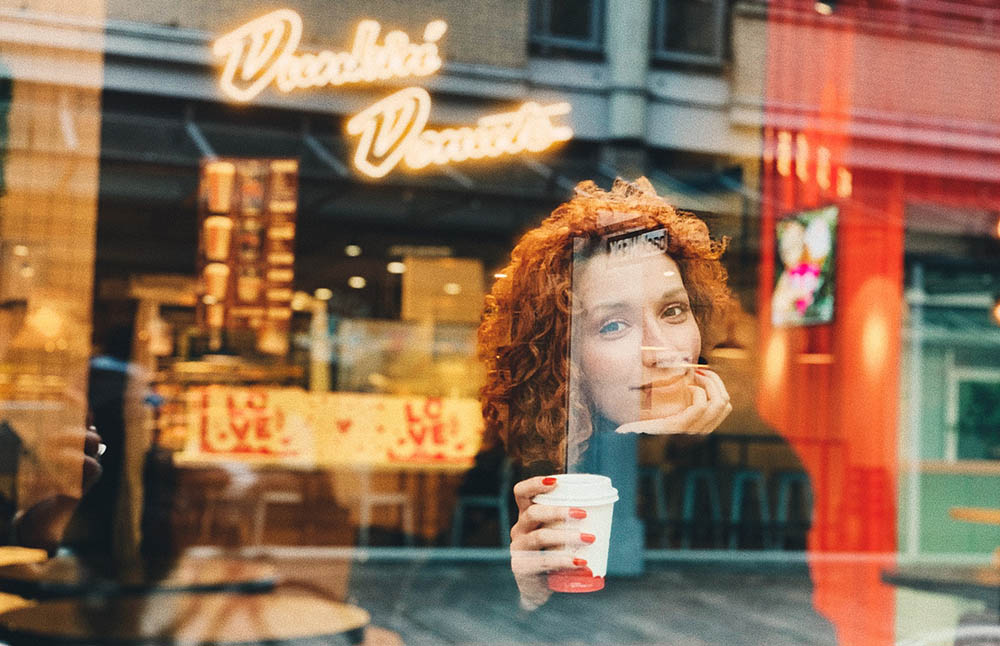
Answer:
[529,0,605,56]
[945,361,1000,462]
[651,0,728,67]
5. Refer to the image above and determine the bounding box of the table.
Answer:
[882,564,1000,619]
[0,555,278,600]
[0,591,371,645]
[0,547,47,568]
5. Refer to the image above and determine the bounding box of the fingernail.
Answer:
[569,508,587,519]
[581,533,596,544]
[542,477,557,486]
[573,558,588,567]
[695,369,706,376]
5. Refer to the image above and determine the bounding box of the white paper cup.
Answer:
[205,162,235,213]
[532,473,618,593]
[204,263,230,300]
[203,216,234,261]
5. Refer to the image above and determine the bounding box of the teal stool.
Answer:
[639,465,669,547]
[728,469,771,549]
[773,471,813,549]
[680,468,723,548]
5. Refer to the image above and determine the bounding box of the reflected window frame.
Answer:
[529,0,606,58]
[651,0,728,67]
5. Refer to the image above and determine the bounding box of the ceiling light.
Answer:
[443,282,461,295]
[814,1,834,15]
[387,262,406,274]
[344,244,362,257]
[314,288,333,301]
[348,276,367,289]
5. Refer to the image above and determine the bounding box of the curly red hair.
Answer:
[478,178,732,470]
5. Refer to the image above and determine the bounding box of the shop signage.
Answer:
[770,129,852,199]
[213,10,573,179]
[186,386,483,464]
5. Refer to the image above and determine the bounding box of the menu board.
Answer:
[196,158,299,355]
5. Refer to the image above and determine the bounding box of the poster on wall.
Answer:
[772,205,838,326]
[179,386,483,466]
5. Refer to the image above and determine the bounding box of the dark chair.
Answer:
[450,457,513,547]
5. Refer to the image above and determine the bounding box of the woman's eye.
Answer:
[598,320,628,335]
[661,304,689,320]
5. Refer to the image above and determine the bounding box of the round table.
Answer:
[0,590,371,645]
[0,555,278,600]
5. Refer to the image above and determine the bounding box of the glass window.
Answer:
[652,0,727,65]
[1,3,1000,646]
[530,0,605,56]
[957,379,1000,461]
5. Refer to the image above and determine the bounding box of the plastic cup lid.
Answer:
[532,473,619,507]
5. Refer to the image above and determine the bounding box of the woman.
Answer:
[478,178,735,609]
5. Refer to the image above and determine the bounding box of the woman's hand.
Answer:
[510,476,590,610]
[615,368,731,436]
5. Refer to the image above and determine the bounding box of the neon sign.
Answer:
[346,88,572,178]
[213,10,446,103]
[213,10,574,178]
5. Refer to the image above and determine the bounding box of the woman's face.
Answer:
[574,251,702,426]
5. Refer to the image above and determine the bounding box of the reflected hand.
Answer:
[81,425,104,494]
[615,369,731,435]
[15,425,103,552]
[510,476,588,611]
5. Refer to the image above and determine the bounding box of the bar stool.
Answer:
[680,468,723,548]
[728,469,771,549]
[773,471,813,549]
[450,458,513,547]
[639,465,669,524]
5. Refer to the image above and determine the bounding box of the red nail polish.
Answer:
[542,477,557,486]
[581,533,596,544]
[569,508,587,519]
[573,558,588,567]
[695,368,706,376]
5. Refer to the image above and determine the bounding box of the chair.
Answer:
[330,467,415,547]
[450,457,513,547]
[680,467,724,548]
[728,469,771,549]
[773,471,813,549]
[251,489,305,546]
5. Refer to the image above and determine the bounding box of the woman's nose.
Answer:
[641,313,680,366]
